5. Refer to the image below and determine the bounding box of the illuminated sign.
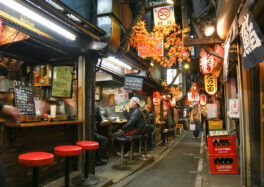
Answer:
[205,74,217,95]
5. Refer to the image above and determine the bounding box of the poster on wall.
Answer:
[207,104,218,118]
[114,93,129,106]
[51,66,72,98]
[229,99,240,118]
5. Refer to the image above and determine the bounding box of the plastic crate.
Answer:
[176,124,183,128]
[207,135,237,156]
[208,120,223,130]
[209,155,238,174]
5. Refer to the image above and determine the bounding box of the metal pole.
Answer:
[84,53,97,173]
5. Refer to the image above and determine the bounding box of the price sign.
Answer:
[14,81,35,115]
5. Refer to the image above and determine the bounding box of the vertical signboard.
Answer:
[205,74,217,95]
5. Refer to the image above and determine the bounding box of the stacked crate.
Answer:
[207,135,239,174]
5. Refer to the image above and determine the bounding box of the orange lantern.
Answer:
[205,74,217,95]
[200,94,207,105]
[153,91,161,106]
[170,96,176,107]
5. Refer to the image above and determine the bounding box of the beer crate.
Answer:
[209,155,238,174]
[207,135,237,156]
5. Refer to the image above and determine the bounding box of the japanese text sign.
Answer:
[205,74,217,95]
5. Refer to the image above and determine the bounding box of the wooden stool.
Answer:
[54,145,82,187]
[18,152,54,187]
[72,141,99,186]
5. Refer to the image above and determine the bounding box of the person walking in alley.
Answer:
[94,104,108,166]
[191,104,201,139]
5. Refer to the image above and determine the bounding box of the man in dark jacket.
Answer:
[144,105,155,149]
[0,102,22,187]
[94,104,108,166]
[121,97,145,136]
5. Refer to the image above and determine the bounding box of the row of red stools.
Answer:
[207,135,239,174]
[18,141,99,187]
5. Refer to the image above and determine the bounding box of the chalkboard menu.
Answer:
[51,66,72,98]
[124,76,143,91]
[14,81,35,115]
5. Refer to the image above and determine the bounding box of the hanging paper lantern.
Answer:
[205,74,217,95]
[170,96,176,107]
[200,94,207,105]
[199,48,216,74]
[153,91,161,106]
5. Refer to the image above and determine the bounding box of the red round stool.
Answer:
[54,145,82,187]
[72,141,99,186]
[18,152,54,187]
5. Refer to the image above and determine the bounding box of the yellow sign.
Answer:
[205,74,217,95]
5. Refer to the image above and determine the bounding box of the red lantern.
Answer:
[153,91,161,106]
[200,94,207,105]
[199,48,215,74]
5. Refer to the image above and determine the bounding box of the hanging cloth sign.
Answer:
[223,16,238,82]
[239,10,264,69]
[205,74,217,95]
[153,5,175,27]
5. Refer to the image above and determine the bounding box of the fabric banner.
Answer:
[239,10,264,69]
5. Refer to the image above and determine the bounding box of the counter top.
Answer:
[20,120,84,127]
[111,120,127,124]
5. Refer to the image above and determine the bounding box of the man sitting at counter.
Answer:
[94,104,108,166]
[113,97,145,137]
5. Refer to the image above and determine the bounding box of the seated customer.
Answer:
[94,104,108,166]
[113,97,145,137]
[144,105,155,149]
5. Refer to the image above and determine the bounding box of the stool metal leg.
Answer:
[32,167,38,187]
[129,141,134,161]
[138,139,142,159]
[84,150,89,178]
[120,143,124,165]
[144,138,148,155]
[65,157,69,187]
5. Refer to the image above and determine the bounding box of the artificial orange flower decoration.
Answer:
[130,21,192,68]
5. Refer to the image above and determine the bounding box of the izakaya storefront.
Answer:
[221,2,264,186]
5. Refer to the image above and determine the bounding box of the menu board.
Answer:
[14,81,35,115]
[51,66,72,98]
[124,76,143,91]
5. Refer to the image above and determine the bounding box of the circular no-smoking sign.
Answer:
[157,8,170,21]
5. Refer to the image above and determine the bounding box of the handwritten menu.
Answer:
[14,81,36,115]
[51,66,72,98]
[124,76,143,91]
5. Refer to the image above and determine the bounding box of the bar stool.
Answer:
[54,145,82,187]
[113,137,131,170]
[18,152,54,187]
[72,141,99,186]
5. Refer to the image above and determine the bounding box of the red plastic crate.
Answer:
[207,135,237,156]
[209,155,239,174]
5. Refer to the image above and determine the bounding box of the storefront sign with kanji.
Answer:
[229,99,239,118]
[205,74,217,95]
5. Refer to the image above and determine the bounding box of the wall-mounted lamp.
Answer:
[183,63,190,70]
[0,0,77,40]
[204,26,215,37]
[167,0,174,4]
